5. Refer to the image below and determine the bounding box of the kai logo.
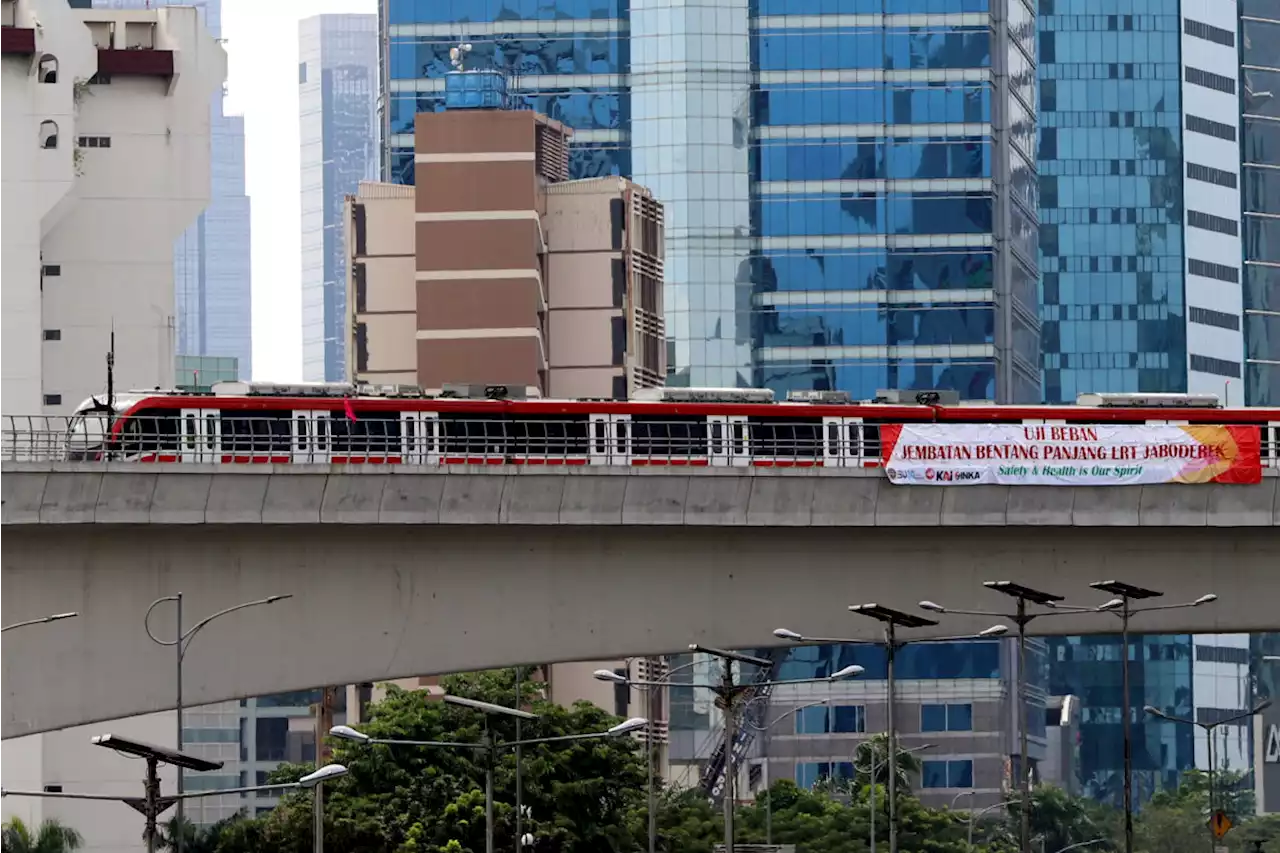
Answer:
[1266,723,1280,764]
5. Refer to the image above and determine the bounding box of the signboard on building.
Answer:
[1260,707,1280,815]
[881,424,1261,486]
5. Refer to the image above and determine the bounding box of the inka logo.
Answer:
[1266,723,1280,764]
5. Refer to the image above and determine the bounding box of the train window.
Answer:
[296,416,309,448]
[731,422,746,455]
[205,414,217,450]
[403,416,414,451]
[510,417,589,456]
[438,414,509,456]
[593,419,606,454]
[220,411,292,454]
[185,415,196,450]
[132,409,179,452]
[827,422,840,456]
[711,422,723,455]
[328,411,401,454]
[752,421,822,459]
[615,420,627,455]
[862,424,883,458]
[631,416,707,458]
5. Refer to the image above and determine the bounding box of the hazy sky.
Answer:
[224,0,374,381]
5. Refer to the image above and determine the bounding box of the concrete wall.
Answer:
[2,465,1278,737]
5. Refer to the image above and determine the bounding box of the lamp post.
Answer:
[741,697,830,845]
[606,645,863,853]
[594,658,706,853]
[967,798,1019,851]
[143,592,292,853]
[1,611,78,633]
[331,702,647,853]
[854,742,935,853]
[922,583,1093,853]
[1,758,345,850]
[1090,580,1217,853]
[1144,699,1273,851]
[775,608,1008,853]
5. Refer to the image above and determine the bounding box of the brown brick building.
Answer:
[345,108,664,398]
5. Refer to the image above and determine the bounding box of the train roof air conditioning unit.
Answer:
[873,389,959,405]
[633,387,775,404]
[438,383,539,400]
[1076,392,1220,408]
[785,390,853,403]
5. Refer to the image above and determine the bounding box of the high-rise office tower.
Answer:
[1242,1,1279,405]
[379,0,1042,402]
[300,14,378,382]
[92,0,253,379]
[1038,0,1245,405]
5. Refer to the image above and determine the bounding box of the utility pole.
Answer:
[313,684,337,851]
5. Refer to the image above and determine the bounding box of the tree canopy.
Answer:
[1,818,83,853]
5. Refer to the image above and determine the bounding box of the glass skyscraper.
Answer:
[92,0,253,378]
[300,14,379,382]
[1243,0,1280,405]
[381,0,1042,401]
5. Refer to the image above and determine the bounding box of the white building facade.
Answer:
[1,0,225,415]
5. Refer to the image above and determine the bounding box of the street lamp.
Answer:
[740,697,830,845]
[0,733,346,853]
[1090,580,1217,853]
[331,702,646,853]
[593,657,707,853]
[607,645,863,853]
[775,609,1008,853]
[1,611,78,633]
[143,592,292,853]
[921,582,1089,853]
[856,742,935,853]
[966,798,1019,851]
[1144,698,1273,850]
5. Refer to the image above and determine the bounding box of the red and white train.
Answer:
[62,382,1280,468]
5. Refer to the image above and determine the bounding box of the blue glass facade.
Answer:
[1048,634,1195,804]
[1036,0,1187,404]
[300,14,379,382]
[1242,2,1280,405]
[381,0,1040,401]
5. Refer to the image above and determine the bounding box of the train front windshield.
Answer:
[63,411,111,460]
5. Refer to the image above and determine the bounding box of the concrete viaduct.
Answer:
[2,462,1278,738]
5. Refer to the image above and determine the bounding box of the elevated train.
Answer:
[61,382,1280,468]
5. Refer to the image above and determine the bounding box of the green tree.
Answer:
[1001,786,1119,853]
[1,818,83,853]
[852,735,924,791]
[210,669,649,853]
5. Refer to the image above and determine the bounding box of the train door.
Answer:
[401,412,440,465]
[822,416,862,467]
[589,414,631,466]
[708,414,749,467]
[292,410,331,463]
[179,408,220,463]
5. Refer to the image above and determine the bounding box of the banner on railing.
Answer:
[881,424,1262,486]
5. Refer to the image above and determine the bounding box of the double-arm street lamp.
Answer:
[603,645,863,853]
[741,697,831,845]
[1144,699,1273,851]
[143,591,293,853]
[1,611,78,633]
[776,604,1008,853]
[593,658,706,853]
[331,694,647,853]
[920,582,1094,853]
[1089,580,1217,853]
[0,733,346,853]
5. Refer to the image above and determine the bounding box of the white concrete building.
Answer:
[1,0,225,415]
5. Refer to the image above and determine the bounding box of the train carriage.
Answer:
[49,381,1280,470]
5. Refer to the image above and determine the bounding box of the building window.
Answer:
[795,704,867,734]
[42,264,61,276]
[43,394,62,406]
[1195,644,1249,664]
[76,136,111,148]
[1187,162,1237,189]
[921,703,974,732]
[1184,18,1235,48]
[1185,66,1237,95]
[38,53,58,84]
[612,374,627,401]
[611,316,626,367]
[1190,354,1242,378]
[1189,306,1241,331]
[922,759,974,789]
[1188,258,1240,284]
[1187,209,1239,237]
[298,61,307,83]
[43,329,61,341]
[1186,114,1236,142]
[39,120,58,149]
[795,761,855,789]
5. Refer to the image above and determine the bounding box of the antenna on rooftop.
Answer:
[449,42,473,72]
